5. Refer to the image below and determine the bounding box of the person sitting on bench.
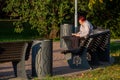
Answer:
[71,13,93,49]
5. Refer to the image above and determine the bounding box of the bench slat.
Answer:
[0,42,25,62]
[0,41,32,62]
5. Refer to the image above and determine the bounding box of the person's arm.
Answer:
[79,26,89,37]
[71,25,88,37]
[78,22,91,38]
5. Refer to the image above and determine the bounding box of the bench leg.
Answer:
[65,49,91,69]
[12,60,27,78]
[12,43,28,79]
[89,52,99,65]
[12,61,18,77]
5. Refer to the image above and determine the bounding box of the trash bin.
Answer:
[32,40,42,77]
[32,39,53,79]
[60,24,73,50]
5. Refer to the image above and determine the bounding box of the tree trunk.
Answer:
[49,24,59,39]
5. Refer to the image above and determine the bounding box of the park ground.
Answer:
[0,40,120,80]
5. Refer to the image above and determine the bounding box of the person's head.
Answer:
[78,15,86,25]
[78,12,87,25]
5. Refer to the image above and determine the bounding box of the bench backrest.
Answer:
[88,30,110,53]
[0,41,32,62]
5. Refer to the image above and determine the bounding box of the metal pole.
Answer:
[75,0,78,33]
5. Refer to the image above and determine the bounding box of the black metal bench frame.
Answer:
[88,30,110,65]
[0,41,32,78]
[61,30,110,69]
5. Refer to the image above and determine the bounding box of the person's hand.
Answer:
[72,33,76,36]
[72,33,80,37]
[75,33,80,37]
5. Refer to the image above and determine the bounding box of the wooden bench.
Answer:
[61,30,110,69]
[88,30,110,65]
[0,41,33,78]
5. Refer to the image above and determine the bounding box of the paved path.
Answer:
[0,42,88,80]
[0,41,113,80]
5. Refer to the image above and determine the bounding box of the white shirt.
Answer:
[78,20,93,38]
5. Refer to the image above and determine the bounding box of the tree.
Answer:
[2,0,74,39]
[87,0,120,38]
[2,0,120,38]
[0,0,7,18]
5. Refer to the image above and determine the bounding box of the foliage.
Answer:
[2,0,49,37]
[0,20,39,41]
[87,0,120,38]
[2,0,75,39]
[1,0,120,38]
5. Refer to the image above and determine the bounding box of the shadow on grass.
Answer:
[112,56,120,65]
[110,41,120,53]
[110,40,120,65]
